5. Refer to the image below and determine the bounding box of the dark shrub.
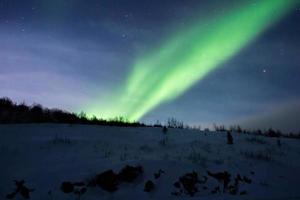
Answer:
[277,138,282,147]
[6,180,34,199]
[118,165,143,183]
[154,169,165,179]
[241,151,271,161]
[144,180,155,192]
[60,182,74,193]
[95,170,119,192]
[266,128,281,137]
[179,171,199,196]
[227,131,233,144]
[207,171,231,192]
[0,97,145,127]
[162,126,168,134]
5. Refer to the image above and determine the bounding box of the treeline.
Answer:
[213,124,300,139]
[1,97,299,139]
[0,97,144,127]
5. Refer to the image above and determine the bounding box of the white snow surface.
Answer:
[0,124,300,200]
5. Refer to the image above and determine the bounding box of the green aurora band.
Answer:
[89,0,297,121]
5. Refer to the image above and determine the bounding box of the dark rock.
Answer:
[144,180,155,192]
[230,175,241,195]
[154,169,165,179]
[228,185,238,195]
[173,181,181,188]
[95,170,119,192]
[74,190,80,195]
[207,170,231,192]
[240,191,247,195]
[211,186,220,194]
[199,175,208,184]
[236,174,243,182]
[60,182,74,194]
[118,165,143,183]
[243,176,252,184]
[19,186,33,199]
[179,171,199,196]
[73,182,85,187]
[15,180,25,187]
[74,187,87,196]
[87,178,97,187]
[6,192,16,199]
[80,187,87,194]
[171,191,181,196]
[7,180,35,199]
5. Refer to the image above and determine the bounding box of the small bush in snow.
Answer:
[277,138,282,147]
[159,136,169,147]
[139,144,153,152]
[227,131,233,145]
[214,159,224,165]
[91,170,119,192]
[144,180,155,192]
[154,169,165,179]
[6,180,34,200]
[51,135,71,144]
[241,151,272,161]
[246,137,267,145]
[120,152,128,161]
[118,165,143,183]
[162,126,168,134]
[186,147,207,166]
[103,150,112,158]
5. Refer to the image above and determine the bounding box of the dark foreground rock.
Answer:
[144,180,155,192]
[94,170,119,192]
[118,165,143,183]
[60,182,74,193]
[6,180,34,199]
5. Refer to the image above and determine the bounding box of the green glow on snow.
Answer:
[88,0,297,121]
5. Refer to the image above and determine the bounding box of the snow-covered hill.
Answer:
[0,124,299,200]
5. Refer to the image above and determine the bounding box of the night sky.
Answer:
[0,0,299,132]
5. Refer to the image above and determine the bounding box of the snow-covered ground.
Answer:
[0,124,300,200]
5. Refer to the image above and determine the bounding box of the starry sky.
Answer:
[0,0,299,132]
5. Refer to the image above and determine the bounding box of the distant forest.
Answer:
[0,97,144,127]
[1,97,299,139]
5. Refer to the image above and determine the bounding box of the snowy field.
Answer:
[0,124,300,200]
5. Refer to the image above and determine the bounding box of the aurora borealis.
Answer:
[88,0,297,121]
[1,0,300,131]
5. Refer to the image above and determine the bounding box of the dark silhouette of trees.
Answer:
[1,97,299,139]
[0,97,144,127]
[167,117,184,129]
